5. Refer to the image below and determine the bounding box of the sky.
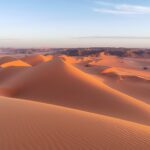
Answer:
[0,0,150,48]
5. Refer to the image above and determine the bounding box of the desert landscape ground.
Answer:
[0,49,149,150]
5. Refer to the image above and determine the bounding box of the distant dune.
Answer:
[21,54,53,66]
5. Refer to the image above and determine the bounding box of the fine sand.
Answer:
[0,97,150,150]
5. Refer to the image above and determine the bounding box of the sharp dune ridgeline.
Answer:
[0,54,149,150]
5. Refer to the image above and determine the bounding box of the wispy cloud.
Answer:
[93,1,150,15]
[74,36,150,39]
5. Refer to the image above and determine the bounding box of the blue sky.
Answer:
[0,0,150,48]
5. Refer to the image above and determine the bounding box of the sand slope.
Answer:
[1,57,150,125]
[0,96,150,150]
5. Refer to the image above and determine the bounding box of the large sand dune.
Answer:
[1,57,150,125]
[0,96,150,150]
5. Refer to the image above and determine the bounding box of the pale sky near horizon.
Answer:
[0,0,150,48]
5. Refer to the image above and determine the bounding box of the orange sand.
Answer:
[0,96,150,150]
[0,54,149,150]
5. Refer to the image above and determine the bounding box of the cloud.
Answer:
[93,1,150,15]
[75,36,150,39]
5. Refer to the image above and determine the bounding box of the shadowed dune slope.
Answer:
[0,66,30,95]
[21,54,53,66]
[1,57,150,125]
[0,96,150,150]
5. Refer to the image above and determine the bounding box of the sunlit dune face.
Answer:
[1,60,31,68]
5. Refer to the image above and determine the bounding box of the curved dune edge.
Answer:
[1,57,150,126]
[0,96,150,150]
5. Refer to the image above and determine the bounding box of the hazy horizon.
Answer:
[0,0,150,48]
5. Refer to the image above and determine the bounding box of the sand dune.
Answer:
[21,54,53,66]
[1,57,150,125]
[0,96,150,150]
[0,54,149,149]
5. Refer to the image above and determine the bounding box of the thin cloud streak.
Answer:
[93,1,150,15]
[75,36,150,39]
